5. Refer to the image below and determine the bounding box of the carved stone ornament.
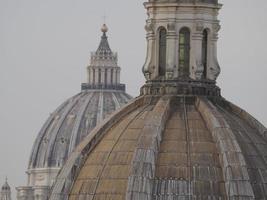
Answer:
[195,60,204,80]
[166,71,174,79]
[145,23,154,33]
[210,60,221,80]
[195,22,204,32]
[144,72,151,80]
[212,23,221,32]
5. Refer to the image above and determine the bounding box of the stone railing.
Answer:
[81,83,126,92]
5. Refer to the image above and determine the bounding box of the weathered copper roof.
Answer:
[29,90,132,169]
[49,95,267,199]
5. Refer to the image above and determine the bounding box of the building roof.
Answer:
[28,24,132,170]
[29,91,132,169]
[49,95,267,200]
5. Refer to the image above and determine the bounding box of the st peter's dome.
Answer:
[16,24,132,200]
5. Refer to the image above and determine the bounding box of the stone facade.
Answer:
[16,24,132,200]
[143,1,221,81]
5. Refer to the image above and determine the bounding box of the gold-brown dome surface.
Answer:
[50,95,267,200]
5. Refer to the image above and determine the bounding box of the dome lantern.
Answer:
[142,0,222,96]
[82,24,125,92]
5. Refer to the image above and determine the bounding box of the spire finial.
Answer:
[101,23,108,33]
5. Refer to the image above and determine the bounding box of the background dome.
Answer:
[29,90,131,169]
[50,95,267,200]
[17,24,133,200]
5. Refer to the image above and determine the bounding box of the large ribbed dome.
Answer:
[50,95,267,199]
[29,90,132,169]
[48,1,267,199]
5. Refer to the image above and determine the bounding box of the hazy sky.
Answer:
[0,0,266,196]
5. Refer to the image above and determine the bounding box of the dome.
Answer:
[1,181,10,191]
[17,24,132,200]
[49,1,267,199]
[29,90,132,169]
[49,95,267,199]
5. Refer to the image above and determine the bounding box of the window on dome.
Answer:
[179,27,190,77]
[158,28,167,77]
[202,29,208,79]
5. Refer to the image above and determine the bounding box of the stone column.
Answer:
[101,69,105,84]
[113,68,117,85]
[95,68,99,84]
[191,23,205,80]
[208,24,221,80]
[143,22,156,80]
[166,22,177,79]
[107,68,111,85]
[116,68,120,84]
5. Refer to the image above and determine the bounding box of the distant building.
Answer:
[16,24,132,200]
[1,178,11,200]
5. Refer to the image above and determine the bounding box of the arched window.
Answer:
[202,29,208,79]
[158,28,167,76]
[179,27,190,77]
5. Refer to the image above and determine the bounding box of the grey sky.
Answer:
[0,0,266,196]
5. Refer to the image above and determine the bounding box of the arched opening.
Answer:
[202,29,208,79]
[158,28,167,76]
[179,27,190,77]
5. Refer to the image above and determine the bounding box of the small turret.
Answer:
[141,0,222,96]
[0,178,11,200]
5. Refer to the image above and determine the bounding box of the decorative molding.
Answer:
[212,23,221,32]
[167,22,176,31]
[145,23,155,33]
[195,22,204,32]
[195,60,204,80]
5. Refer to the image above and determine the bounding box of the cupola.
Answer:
[142,0,222,96]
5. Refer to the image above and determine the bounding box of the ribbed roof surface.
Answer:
[29,90,132,169]
[49,95,267,200]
